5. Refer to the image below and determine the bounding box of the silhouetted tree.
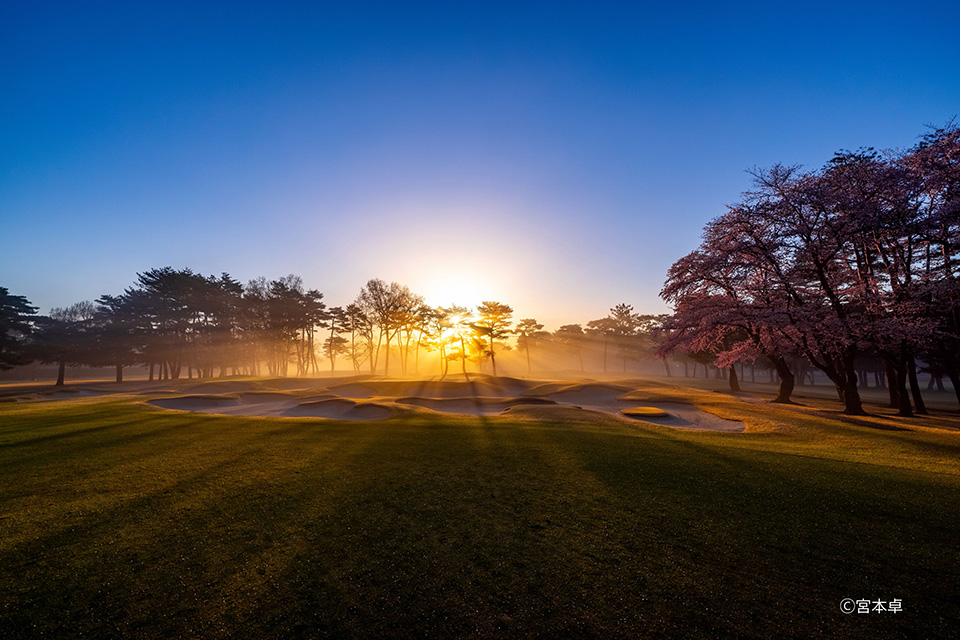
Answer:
[357,279,419,375]
[554,324,585,373]
[445,305,474,378]
[395,292,426,375]
[323,336,349,373]
[515,318,544,375]
[419,306,453,378]
[609,304,642,372]
[0,287,37,370]
[324,306,346,374]
[585,316,618,373]
[343,303,371,373]
[93,293,142,382]
[203,273,246,377]
[473,301,513,376]
[411,304,438,374]
[245,275,325,376]
[34,302,96,385]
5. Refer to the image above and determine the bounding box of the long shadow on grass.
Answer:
[854,424,960,460]
[533,423,960,639]
[238,415,665,637]
[265,409,960,638]
[4,409,958,639]
[0,410,268,476]
[0,401,151,438]
[0,420,381,640]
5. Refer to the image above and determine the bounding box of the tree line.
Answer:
[0,272,667,385]
[5,124,953,409]
[659,123,960,415]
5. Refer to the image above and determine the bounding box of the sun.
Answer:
[418,269,497,309]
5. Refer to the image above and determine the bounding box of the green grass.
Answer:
[1,385,959,639]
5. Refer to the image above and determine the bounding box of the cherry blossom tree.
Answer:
[662,124,960,415]
[515,318,544,375]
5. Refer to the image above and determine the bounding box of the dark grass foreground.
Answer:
[1,396,959,639]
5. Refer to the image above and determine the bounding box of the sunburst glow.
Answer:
[418,270,497,309]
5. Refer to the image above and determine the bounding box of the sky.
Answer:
[2,1,959,328]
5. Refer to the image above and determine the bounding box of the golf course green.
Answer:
[1,376,958,638]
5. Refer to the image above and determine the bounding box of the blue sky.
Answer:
[2,1,958,327]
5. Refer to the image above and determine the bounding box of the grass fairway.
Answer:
[2,381,959,638]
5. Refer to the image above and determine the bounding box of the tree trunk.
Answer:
[907,352,927,415]
[115,360,123,383]
[834,352,866,415]
[890,354,913,417]
[842,387,863,414]
[602,337,608,373]
[944,362,960,411]
[370,329,382,374]
[728,365,740,392]
[349,330,358,373]
[770,357,795,404]
[384,329,394,376]
[662,358,672,377]
[842,373,866,415]
[415,334,422,375]
[404,331,414,375]
[56,359,66,386]
[885,360,899,409]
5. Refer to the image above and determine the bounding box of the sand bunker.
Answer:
[617,402,744,432]
[397,395,557,416]
[510,383,742,431]
[621,406,670,418]
[525,382,634,405]
[150,394,395,421]
[327,377,530,399]
[6,377,744,431]
[286,399,394,421]
[145,380,744,432]
[501,401,743,432]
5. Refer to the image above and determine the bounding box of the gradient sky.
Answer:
[3,1,959,328]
